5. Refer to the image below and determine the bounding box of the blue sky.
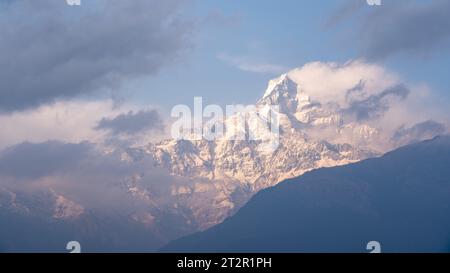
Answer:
[126,0,450,109]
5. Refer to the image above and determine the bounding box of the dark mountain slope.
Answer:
[162,136,450,253]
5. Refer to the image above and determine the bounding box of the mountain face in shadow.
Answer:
[0,209,165,253]
[161,136,450,253]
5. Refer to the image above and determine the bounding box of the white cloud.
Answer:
[0,99,168,150]
[287,60,400,107]
[217,53,288,74]
[284,60,449,150]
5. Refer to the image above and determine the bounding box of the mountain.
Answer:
[125,74,379,230]
[0,188,171,252]
[1,73,444,252]
[161,136,450,253]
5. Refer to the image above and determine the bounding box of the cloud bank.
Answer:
[286,60,449,149]
[0,0,192,112]
[328,0,450,59]
[217,53,288,74]
[95,110,163,136]
[0,100,168,151]
[0,140,180,212]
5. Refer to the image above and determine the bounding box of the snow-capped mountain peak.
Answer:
[259,74,300,113]
[262,74,298,98]
[123,73,381,228]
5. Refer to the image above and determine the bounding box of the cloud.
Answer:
[0,0,193,112]
[285,60,449,150]
[362,0,450,59]
[0,99,168,151]
[328,0,450,59]
[0,140,179,212]
[0,139,242,247]
[392,120,447,147]
[344,84,410,121]
[202,9,242,27]
[0,140,231,227]
[0,141,91,180]
[287,60,401,108]
[95,110,163,135]
[325,0,364,28]
[217,53,287,74]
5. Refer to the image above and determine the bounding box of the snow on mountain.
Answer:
[1,65,446,251]
[107,67,446,232]
[53,194,84,220]
[0,187,84,220]
[161,136,450,253]
[123,73,380,229]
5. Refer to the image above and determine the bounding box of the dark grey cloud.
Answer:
[0,140,239,248]
[0,140,180,211]
[0,141,140,183]
[0,141,92,179]
[392,120,447,146]
[325,0,365,28]
[345,79,366,102]
[0,140,224,231]
[363,0,450,59]
[95,109,163,135]
[344,84,409,121]
[328,0,450,60]
[0,0,193,112]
